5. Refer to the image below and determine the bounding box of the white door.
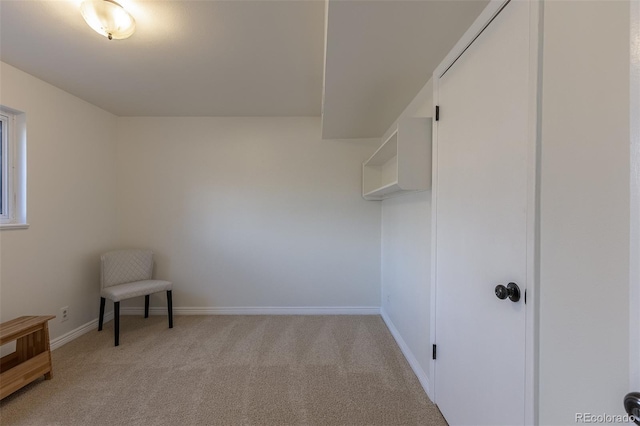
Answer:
[434,1,532,425]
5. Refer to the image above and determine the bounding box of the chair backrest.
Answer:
[101,249,154,288]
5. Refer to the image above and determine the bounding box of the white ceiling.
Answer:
[322,0,488,138]
[0,0,487,138]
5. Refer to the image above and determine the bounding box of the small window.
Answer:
[0,107,27,229]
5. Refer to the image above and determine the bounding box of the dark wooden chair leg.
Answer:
[144,295,150,318]
[98,297,105,331]
[114,301,120,346]
[167,290,173,329]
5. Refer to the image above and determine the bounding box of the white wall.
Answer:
[115,117,381,310]
[380,78,434,392]
[539,1,631,423]
[0,62,118,340]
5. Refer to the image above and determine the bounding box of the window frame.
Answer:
[0,112,14,223]
[0,107,27,229]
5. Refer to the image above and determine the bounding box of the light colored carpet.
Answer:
[0,315,447,426]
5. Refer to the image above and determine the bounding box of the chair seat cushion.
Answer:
[101,280,173,302]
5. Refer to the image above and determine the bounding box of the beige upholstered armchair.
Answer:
[98,249,173,346]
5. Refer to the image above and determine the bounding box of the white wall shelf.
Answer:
[362,117,432,200]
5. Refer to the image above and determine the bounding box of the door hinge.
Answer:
[524,289,527,304]
[435,105,440,121]
[432,344,437,360]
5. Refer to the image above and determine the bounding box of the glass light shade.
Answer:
[80,0,135,40]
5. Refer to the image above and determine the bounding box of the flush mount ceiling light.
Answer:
[80,0,136,40]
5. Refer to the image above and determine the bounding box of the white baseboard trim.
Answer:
[121,306,381,316]
[50,311,114,351]
[380,308,433,400]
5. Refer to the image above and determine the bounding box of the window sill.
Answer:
[0,223,30,230]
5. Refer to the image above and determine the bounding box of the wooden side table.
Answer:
[0,316,55,399]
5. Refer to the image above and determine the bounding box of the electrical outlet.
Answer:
[386,294,391,303]
[60,306,69,322]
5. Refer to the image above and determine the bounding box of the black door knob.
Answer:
[624,392,640,425]
[494,282,521,302]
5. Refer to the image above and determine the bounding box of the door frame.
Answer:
[630,0,640,394]
[428,1,542,424]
